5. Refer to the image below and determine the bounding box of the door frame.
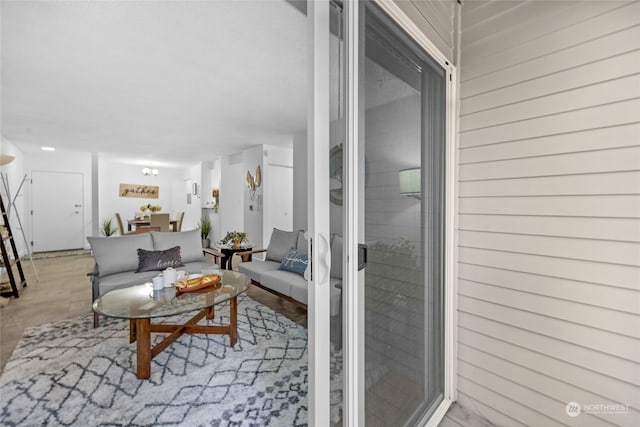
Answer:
[307,0,332,425]
[340,1,459,426]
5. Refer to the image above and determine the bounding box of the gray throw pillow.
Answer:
[151,229,203,263]
[136,246,184,273]
[296,230,308,252]
[266,228,299,262]
[87,234,154,277]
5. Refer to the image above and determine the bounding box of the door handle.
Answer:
[74,204,82,208]
[303,232,331,284]
[358,243,367,270]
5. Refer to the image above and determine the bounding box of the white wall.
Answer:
[292,130,307,232]
[457,2,640,426]
[183,163,203,232]
[208,158,222,242]
[263,144,293,246]
[219,153,244,241]
[242,146,264,249]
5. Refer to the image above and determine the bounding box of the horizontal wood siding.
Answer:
[391,0,457,63]
[457,1,640,426]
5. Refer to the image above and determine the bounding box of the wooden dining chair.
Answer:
[176,212,185,232]
[150,213,170,232]
[114,213,135,236]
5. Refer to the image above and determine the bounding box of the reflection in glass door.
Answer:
[358,3,446,426]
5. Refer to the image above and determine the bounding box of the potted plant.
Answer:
[199,215,212,248]
[100,218,116,237]
[221,231,247,249]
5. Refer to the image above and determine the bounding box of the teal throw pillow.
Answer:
[279,249,308,276]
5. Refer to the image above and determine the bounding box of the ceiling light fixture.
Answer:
[142,167,159,176]
[41,146,55,151]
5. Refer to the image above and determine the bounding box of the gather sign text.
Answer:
[119,183,159,199]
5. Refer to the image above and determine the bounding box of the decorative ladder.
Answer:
[0,193,27,298]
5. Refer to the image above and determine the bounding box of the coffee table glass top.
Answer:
[93,271,249,320]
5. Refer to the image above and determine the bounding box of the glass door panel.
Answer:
[360,3,446,426]
[329,2,345,426]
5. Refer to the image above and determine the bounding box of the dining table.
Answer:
[128,218,178,232]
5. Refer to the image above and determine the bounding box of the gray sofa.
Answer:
[238,228,342,317]
[87,229,218,326]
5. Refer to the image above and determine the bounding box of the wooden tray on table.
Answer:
[175,274,221,296]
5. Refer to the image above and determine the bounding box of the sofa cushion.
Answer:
[136,246,184,273]
[238,260,280,283]
[330,234,343,279]
[266,228,299,262]
[151,229,203,263]
[260,269,302,298]
[182,260,220,274]
[97,270,158,296]
[289,277,308,305]
[279,249,308,275]
[284,275,341,316]
[88,234,154,277]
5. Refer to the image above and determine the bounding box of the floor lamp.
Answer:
[0,154,39,281]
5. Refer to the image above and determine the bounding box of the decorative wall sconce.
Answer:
[0,154,16,165]
[399,167,421,199]
[246,165,262,200]
[142,167,159,176]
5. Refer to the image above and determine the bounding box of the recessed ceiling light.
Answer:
[41,147,55,151]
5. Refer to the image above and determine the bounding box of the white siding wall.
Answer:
[457,1,640,426]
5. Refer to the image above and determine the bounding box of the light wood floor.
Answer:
[0,254,488,427]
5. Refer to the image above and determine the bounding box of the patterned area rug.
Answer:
[0,295,310,426]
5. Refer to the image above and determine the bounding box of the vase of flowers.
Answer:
[140,204,162,213]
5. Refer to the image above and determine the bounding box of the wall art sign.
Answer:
[119,183,159,199]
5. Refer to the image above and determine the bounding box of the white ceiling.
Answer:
[1,0,307,168]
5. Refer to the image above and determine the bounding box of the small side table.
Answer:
[219,247,253,270]
[205,246,254,270]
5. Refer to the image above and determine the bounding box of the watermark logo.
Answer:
[565,402,581,417]
[565,401,629,417]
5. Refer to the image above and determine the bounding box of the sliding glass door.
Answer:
[310,1,451,425]
[356,3,447,424]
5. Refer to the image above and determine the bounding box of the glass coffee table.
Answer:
[92,271,249,379]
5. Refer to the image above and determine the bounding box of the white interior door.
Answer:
[32,170,84,252]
